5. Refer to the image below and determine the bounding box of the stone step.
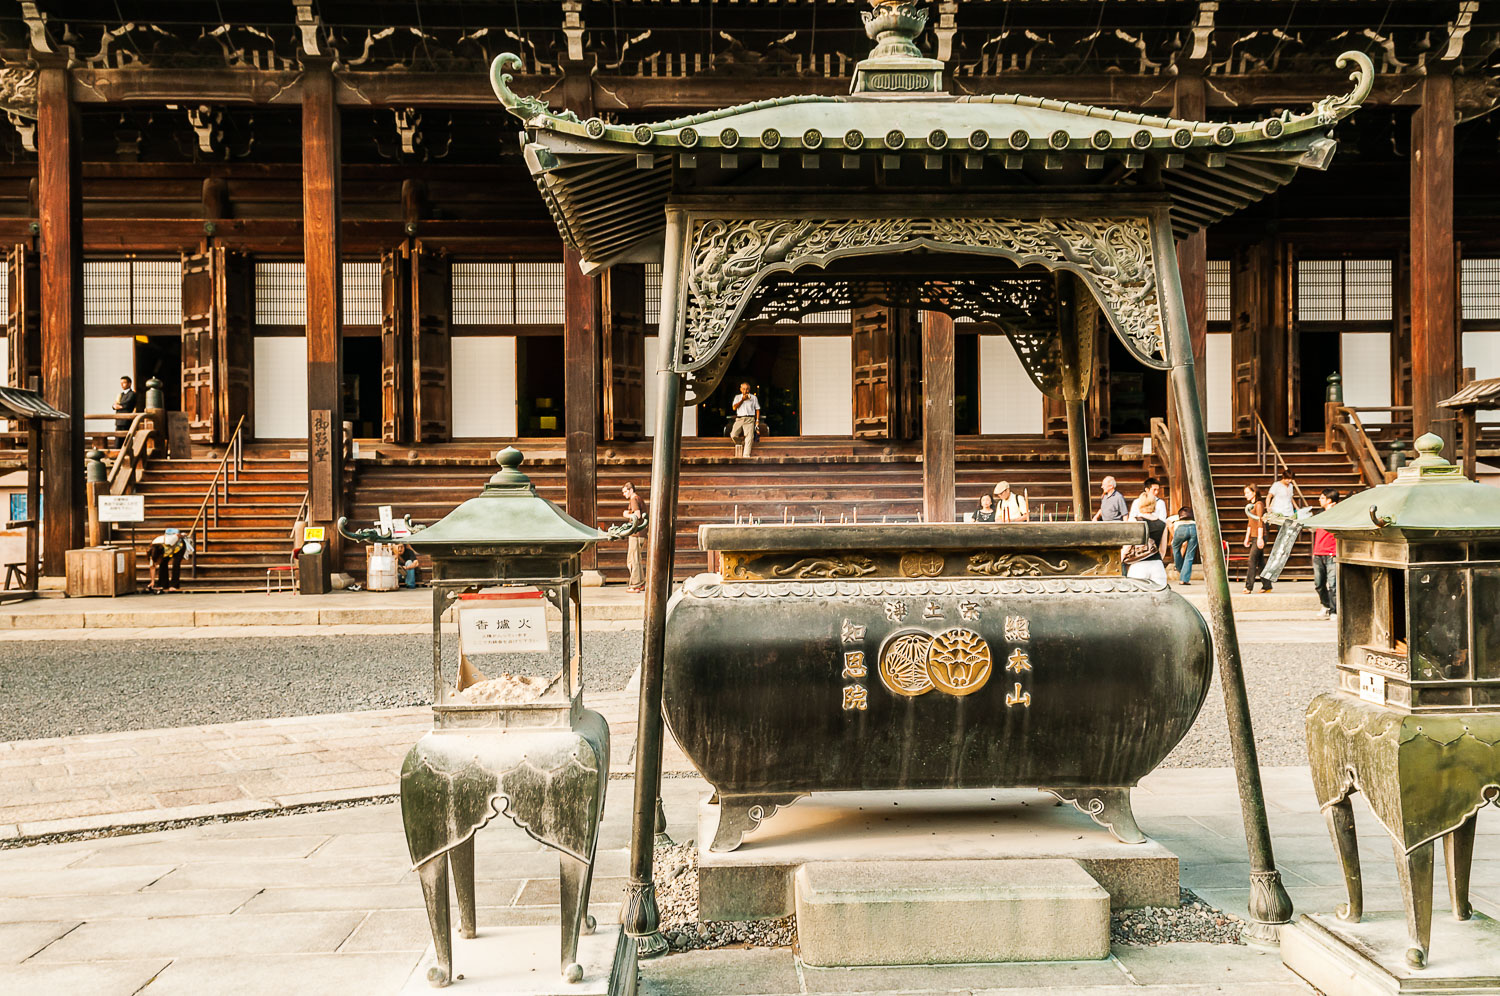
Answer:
[793,857,1110,967]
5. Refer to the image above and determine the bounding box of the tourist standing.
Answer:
[1313,487,1341,618]
[1093,475,1127,522]
[1242,484,1271,593]
[111,375,138,444]
[992,481,1028,522]
[973,492,996,522]
[1267,468,1297,518]
[622,482,647,592]
[1125,498,1169,584]
[728,382,760,458]
[1170,506,1198,586]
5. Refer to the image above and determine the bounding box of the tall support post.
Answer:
[37,64,83,574]
[1410,74,1459,452]
[621,210,689,970]
[1167,76,1208,505]
[302,64,344,538]
[921,310,956,522]
[564,248,600,570]
[1057,273,1096,521]
[1153,209,1293,939]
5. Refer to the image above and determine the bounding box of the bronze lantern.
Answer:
[399,447,611,987]
[1298,432,1500,972]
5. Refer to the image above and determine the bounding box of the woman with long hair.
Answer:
[1242,484,1271,593]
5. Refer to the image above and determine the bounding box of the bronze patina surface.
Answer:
[703,521,1140,582]
[396,449,614,987]
[665,522,1210,852]
[1301,435,1500,970]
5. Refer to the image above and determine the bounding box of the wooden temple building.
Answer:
[0,0,1496,588]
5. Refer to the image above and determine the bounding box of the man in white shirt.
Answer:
[729,382,760,457]
[992,481,1028,522]
[1129,477,1168,522]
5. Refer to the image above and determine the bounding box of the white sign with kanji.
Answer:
[97,495,145,523]
[459,599,548,653]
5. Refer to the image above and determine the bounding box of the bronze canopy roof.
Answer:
[492,48,1372,271]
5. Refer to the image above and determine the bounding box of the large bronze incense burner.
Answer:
[666,522,1212,851]
[490,3,1376,976]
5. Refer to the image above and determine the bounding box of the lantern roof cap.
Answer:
[1307,434,1500,534]
[405,447,608,554]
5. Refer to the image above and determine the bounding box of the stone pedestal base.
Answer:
[697,788,1179,921]
[400,925,620,994]
[795,857,1110,967]
[1282,912,1500,995]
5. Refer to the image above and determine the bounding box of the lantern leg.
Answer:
[1323,796,1362,922]
[1443,812,1476,921]
[1152,211,1292,941]
[560,852,592,980]
[416,854,454,987]
[449,835,477,939]
[621,209,688,970]
[1393,837,1435,968]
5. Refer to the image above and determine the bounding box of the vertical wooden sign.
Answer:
[310,408,335,521]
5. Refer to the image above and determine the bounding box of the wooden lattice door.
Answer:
[603,263,645,440]
[181,250,218,440]
[215,248,252,440]
[380,246,411,442]
[852,302,892,439]
[411,242,451,443]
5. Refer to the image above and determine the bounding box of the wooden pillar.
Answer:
[302,65,343,530]
[37,65,83,574]
[1411,74,1459,451]
[921,311,955,522]
[564,247,600,568]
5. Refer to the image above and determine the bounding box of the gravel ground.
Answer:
[0,631,1330,759]
[0,630,642,741]
[1111,889,1243,945]
[1163,641,1336,768]
[653,841,797,952]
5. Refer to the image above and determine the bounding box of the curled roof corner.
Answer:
[490,52,581,126]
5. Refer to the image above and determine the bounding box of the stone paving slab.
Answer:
[0,585,648,632]
[7,767,1498,995]
[0,692,647,840]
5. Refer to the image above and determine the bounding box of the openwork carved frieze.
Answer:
[682,575,1164,599]
[677,215,1164,397]
[719,548,1114,582]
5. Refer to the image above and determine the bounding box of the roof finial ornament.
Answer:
[863,1,927,61]
[852,1,945,96]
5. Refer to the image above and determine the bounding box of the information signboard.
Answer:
[97,494,146,523]
[458,592,549,653]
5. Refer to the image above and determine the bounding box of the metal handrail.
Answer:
[1249,411,1308,506]
[186,415,246,578]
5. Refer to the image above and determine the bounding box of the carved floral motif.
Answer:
[678,215,1164,394]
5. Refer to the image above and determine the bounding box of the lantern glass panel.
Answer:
[1410,541,1467,563]
[1409,568,1468,681]
[1473,571,1500,680]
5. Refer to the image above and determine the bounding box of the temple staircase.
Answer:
[117,452,307,591]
